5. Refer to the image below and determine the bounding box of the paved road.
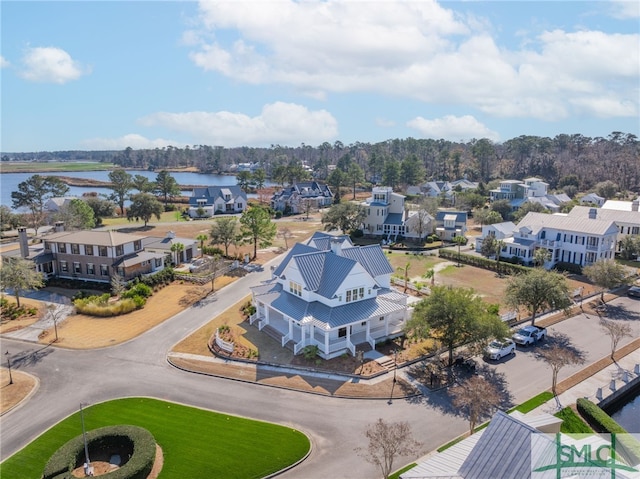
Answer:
[1,259,639,478]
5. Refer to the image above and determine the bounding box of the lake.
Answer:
[0,170,272,209]
[609,387,640,432]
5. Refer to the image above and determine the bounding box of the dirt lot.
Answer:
[0,369,37,415]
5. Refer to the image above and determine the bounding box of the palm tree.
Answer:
[423,268,435,287]
[196,234,208,257]
[170,242,185,266]
[398,262,411,293]
[495,240,506,276]
[452,235,466,267]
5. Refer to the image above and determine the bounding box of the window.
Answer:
[73,262,81,274]
[115,245,124,256]
[633,227,639,235]
[71,244,80,255]
[87,263,95,275]
[346,287,365,302]
[58,243,66,253]
[338,327,347,338]
[237,202,242,209]
[44,241,51,251]
[100,264,109,276]
[289,281,302,297]
[134,240,142,251]
[60,260,68,272]
[85,245,94,256]
[99,246,108,257]
[155,258,162,267]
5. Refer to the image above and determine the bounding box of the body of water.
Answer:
[0,170,272,209]
[609,388,640,432]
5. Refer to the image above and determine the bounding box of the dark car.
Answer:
[628,286,640,298]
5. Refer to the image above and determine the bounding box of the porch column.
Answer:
[264,306,270,325]
[288,319,293,337]
[385,316,389,336]
[301,324,306,344]
[366,321,371,338]
[324,330,330,353]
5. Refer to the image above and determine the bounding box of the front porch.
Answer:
[250,305,405,360]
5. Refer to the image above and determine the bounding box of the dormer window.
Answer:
[289,281,302,297]
[346,287,365,302]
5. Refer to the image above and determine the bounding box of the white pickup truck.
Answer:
[512,325,547,346]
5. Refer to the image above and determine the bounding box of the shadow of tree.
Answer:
[11,345,54,368]
[541,333,587,363]
[599,303,640,322]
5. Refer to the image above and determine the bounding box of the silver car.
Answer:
[484,339,516,360]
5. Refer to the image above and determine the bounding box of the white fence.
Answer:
[215,328,234,353]
[391,277,431,295]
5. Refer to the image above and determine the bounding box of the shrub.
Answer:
[425,236,433,244]
[202,246,224,257]
[73,293,143,317]
[43,425,156,479]
[350,229,364,238]
[0,297,39,321]
[555,262,583,275]
[302,345,319,360]
[576,398,640,465]
[274,210,283,219]
[122,283,153,299]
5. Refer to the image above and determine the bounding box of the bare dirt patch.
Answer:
[0,297,44,334]
[38,282,211,349]
[0,369,37,415]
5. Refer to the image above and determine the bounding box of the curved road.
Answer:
[2,257,639,478]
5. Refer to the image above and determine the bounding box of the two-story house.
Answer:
[34,228,165,282]
[474,221,517,254]
[434,211,468,241]
[490,178,570,213]
[270,181,334,214]
[500,211,617,268]
[567,204,640,253]
[360,186,433,241]
[250,232,408,359]
[188,185,247,218]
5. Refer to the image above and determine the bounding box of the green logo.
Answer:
[532,433,640,478]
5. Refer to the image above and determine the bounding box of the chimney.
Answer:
[18,227,29,258]
[330,237,342,256]
[588,208,597,219]
[404,207,409,222]
[632,198,639,212]
[55,221,65,232]
[167,231,176,239]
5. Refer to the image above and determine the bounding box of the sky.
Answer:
[1,0,639,153]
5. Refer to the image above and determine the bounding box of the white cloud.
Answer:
[407,115,500,141]
[609,0,639,19]
[80,134,179,150]
[20,46,88,84]
[0,55,9,68]
[188,0,639,122]
[139,102,338,147]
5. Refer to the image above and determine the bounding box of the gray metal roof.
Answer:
[264,292,405,329]
[517,211,618,236]
[42,230,146,247]
[384,213,404,225]
[112,251,164,268]
[342,245,394,277]
[568,205,640,224]
[294,251,357,299]
[272,243,317,277]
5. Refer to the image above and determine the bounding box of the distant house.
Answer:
[270,181,334,214]
[45,197,77,213]
[29,227,165,282]
[475,221,517,253]
[579,192,605,207]
[250,232,408,359]
[188,185,247,218]
[434,211,468,241]
[143,231,198,265]
[489,177,572,213]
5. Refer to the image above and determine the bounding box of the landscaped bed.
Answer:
[1,398,311,479]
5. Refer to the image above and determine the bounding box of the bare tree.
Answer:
[355,418,422,479]
[583,260,630,304]
[207,254,223,293]
[450,375,502,434]
[110,273,127,298]
[278,226,294,250]
[538,342,585,399]
[600,319,633,361]
[45,303,67,343]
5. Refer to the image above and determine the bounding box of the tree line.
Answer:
[3,132,638,192]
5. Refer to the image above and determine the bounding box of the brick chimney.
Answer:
[18,227,29,258]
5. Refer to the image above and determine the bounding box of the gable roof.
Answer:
[487,221,516,235]
[272,242,318,278]
[306,231,353,251]
[517,211,618,236]
[293,251,358,299]
[341,244,394,277]
[568,205,640,224]
[436,211,467,223]
[190,185,247,203]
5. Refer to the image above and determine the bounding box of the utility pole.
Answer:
[80,403,91,476]
[5,351,13,385]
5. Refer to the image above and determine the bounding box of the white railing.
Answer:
[281,333,292,347]
[258,320,266,331]
[249,313,258,325]
[215,329,234,353]
[294,338,311,355]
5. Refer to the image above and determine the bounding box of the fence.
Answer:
[174,263,237,285]
[391,277,431,295]
[215,328,234,353]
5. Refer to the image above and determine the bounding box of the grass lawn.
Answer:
[1,398,310,479]
[556,407,593,434]
[510,391,554,414]
[0,162,115,173]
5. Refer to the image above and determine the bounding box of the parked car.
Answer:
[628,286,640,298]
[512,325,547,346]
[484,339,516,360]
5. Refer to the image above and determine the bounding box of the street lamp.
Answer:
[393,349,398,383]
[79,403,91,476]
[5,351,13,385]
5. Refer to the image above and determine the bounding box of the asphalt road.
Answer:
[1,259,639,479]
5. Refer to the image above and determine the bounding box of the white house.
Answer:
[360,186,433,241]
[434,211,468,241]
[475,221,517,253]
[250,232,408,359]
[187,185,247,218]
[143,231,198,265]
[489,177,570,213]
[501,211,617,268]
[567,204,640,253]
[579,192,605,207]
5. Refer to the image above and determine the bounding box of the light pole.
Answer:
[5,351,13,385]
[393,349,398,383]
[80,403,91,475]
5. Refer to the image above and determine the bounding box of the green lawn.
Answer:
[556,407,593,435]
[0,162,115,173]
[510,391,554,414]
[101,210,187,226]
[1,398,310,479]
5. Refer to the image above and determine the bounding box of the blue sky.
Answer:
[1,0,638,152]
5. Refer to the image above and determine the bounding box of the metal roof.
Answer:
[42,230,146,247]
[568,205,640,224]
[272,242,317,277]
[342,245,394,277]
[384,213,404,225]
[294,251,357,299]
[112,251,164,268]
[517,211,618,236]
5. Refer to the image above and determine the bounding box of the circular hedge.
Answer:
[43,425,156,479]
